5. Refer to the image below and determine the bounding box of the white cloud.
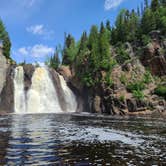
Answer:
[26,24,54,39]
[16,44,54,58]
[104,0,125,10]
[26,25,45,35]
[17,47,28,55]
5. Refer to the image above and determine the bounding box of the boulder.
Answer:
[57,66,72,81]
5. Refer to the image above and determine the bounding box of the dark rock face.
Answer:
[23,64,35,92]
[0,66,14,112]
[141,42,166,76]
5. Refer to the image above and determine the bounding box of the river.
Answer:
[0,113,165,165]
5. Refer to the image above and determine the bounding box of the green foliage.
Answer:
[141,35,151,45]
[127,81,145,92]
[104,72,113,87]
[46,47,60,70]
[141,8,156,34]
[0,19,11,59]
[154,85,166,99]
[120,74,127,85]
[81,72,95,87]
[62,34,78,65]
[119,95,125,102]
[99,22,111,70]
[133,90,145,100]
[143,71,153,84]
[116,44,130,64]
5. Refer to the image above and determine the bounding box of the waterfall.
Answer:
[14,66,26,113]
[27,67,62,113]
[58,75,77,112]
[14,66,77,113]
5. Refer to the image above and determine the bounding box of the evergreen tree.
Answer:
[0,19,11,58]
[151,0,160,11]
[62,34,77,65]
[99,22,110,70]
[3,33,11,59]
[88,25,100,71]
[141,8,156,34]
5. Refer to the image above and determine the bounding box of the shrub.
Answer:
[116,45,130,64]
[119,95,125,102]
[142,35,151,46]
[154,85,166,99]
[133,90,145,100]
[143,71,153,84]
[104,72,113,87]
[120,74,127,85]
[127,81,145,92]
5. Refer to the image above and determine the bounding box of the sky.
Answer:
[0,0,144,63]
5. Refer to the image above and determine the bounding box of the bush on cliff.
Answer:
[154,85,166,99]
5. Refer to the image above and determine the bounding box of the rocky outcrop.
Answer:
[0,55,8,95]
[141,39,166,76]
[0,66,14,112]
[23,64,35,92]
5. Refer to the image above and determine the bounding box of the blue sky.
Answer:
[0,0,144,63]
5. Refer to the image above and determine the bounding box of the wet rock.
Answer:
[0,66,14,112]
[23,64,35,91]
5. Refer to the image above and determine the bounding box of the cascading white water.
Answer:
[58,75,77,112]
[14,66,26,113]
[27,67,62,113]
[14,66,77,114]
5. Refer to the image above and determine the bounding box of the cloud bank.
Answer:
[15,44,54,58]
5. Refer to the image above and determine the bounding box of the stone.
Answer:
[127,99,137,112]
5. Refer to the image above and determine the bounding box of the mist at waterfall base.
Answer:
[14,66,77,114]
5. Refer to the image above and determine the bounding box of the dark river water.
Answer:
[0,113,165,166]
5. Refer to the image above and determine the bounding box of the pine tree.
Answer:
[141,8,156,34]
[62,34,77,65]
[88,25,100,71]
[99,22,110,70]
[0,19,11,58]
[151,0,160,11]
[3,33,11,59]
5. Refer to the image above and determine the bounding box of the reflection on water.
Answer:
[0,114,165,165]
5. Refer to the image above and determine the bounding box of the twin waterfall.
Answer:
[14,66,77,114]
